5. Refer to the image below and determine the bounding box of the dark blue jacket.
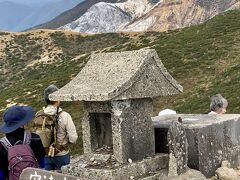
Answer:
[0,128,45,180]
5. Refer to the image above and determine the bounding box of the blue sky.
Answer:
[0,0,67,2]
[0,0,83,6]
[0,0,85,31]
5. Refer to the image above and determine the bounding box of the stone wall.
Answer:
[153,114,240,178]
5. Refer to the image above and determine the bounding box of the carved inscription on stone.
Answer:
[20,168,86,180]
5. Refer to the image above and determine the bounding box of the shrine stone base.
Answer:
[62,154,169,180]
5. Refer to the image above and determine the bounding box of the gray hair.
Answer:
[210,94,228,112]
[43,84,59,104]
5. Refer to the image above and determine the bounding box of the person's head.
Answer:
[210,94,228,114]
[44,84,60,106]
[0,105,34,133]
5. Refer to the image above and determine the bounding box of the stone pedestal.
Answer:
[62,154,169,180]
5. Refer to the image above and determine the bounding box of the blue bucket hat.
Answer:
[0,105,34,133]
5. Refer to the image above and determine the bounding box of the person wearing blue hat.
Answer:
[0,105,45,180]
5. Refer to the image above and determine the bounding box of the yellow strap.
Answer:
[54,127,57,144]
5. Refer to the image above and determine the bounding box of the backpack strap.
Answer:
[0,137,12,150]
[23,131,31,145]
[53,107,61,144]
[0,132,31,150]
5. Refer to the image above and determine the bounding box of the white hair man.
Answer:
[208,94,228,114]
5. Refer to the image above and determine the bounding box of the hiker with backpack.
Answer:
[33,84,78,171]
[0,105,46,180]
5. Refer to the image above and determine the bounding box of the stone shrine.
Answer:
[50,48,183,179]
[18,48,240,179]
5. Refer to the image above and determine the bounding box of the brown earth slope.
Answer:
[123,0,240,32]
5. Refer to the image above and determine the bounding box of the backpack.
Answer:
[33,108,61,155]
[0,132,39,180]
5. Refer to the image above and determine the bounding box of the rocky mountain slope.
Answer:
[59,0,159,33]
[36,0,240,34]
[60,2,132,34]
[123,0,240,32]
[1,9,240,152]
[40,0,240,33]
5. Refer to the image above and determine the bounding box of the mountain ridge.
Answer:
[33,0,240,33]
[32,0,127,30]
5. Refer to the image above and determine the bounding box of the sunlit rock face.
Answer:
[123,0,238,32]
[59,2,132,34]
[60,0,239,33]
[59,0,160,33]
